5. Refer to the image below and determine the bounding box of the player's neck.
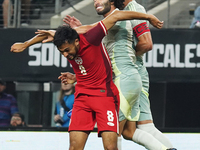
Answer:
[103,5,116,18]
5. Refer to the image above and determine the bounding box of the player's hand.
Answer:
[35,29,55,43]
[148,14,164,29]
[58,72,76,84]
[63,15,82,28]
[10,43,27,53]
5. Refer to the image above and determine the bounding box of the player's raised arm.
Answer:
[10,34,46,53]
[102,10,163,31]
[10,29,56,53]
[74,24,97,35]
[63,14,99,35]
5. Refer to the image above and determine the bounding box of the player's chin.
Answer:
[67,55,74,60]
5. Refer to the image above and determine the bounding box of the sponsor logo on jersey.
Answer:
[107,122,115,126]
[75,56,87,75]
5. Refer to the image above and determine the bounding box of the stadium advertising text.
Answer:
[28,43,71,68]
[144,44,200,68]
[28,43,200,68]
[1,28,200,81]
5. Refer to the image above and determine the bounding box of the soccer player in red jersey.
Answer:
[11,10,163,150]
[55,24,120,150]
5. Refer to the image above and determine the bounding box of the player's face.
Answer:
[58,39,79,60]
[93,0,111,15]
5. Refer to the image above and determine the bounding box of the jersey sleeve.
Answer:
[133,22,150,38]
[124,2,150,38]
[84,21,108,46]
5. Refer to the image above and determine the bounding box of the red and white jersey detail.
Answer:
[68,22,119,98]
[133,22,150,38]
[101,42,111,67]
[99,21,107,35]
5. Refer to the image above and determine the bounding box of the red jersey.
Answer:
[68,21,119,98]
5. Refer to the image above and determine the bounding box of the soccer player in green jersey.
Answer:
[63,0,175,150]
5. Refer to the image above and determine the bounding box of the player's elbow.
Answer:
[144,39,153,50]
[141,41,153,52]
[145,43,153,51]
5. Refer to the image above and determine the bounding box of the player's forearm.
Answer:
[75,23,98,34]
[106,9,162,30]
[104,10,151,30]
[115,10,150,22]
[24,34,47,48]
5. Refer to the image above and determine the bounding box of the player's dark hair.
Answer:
[110,0,124,10]
[53,26,80,48]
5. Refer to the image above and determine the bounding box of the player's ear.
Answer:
[74,38,79,47]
